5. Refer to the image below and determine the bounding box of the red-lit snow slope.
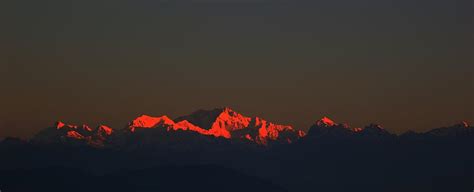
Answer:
[128,115,210,135]
[127,107,304,145]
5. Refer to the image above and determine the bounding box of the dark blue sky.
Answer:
[1,0,472,138]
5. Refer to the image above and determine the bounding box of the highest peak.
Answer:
[179,107,241,119]
[214,107,251,125]
[220,107,235,112]
[220,107,246,116]
[316,117,336,127]
[215,107,241,116]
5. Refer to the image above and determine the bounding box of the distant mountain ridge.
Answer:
[29,107,472,147]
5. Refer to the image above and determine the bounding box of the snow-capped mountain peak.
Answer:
[208,107,252,138]
[129,115,175,132]
[315,117,336,127]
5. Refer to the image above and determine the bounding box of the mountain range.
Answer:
[27,107,471,148]
[1,107,473,192]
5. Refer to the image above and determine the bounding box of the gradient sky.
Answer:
[1,0,472,138]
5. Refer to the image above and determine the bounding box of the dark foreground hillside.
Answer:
[0,165,287,192]
[0,136,473,192]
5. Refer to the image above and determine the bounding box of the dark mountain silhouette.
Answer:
[1,108,473,192]
[303,117,396,144]
[305,117,355,140]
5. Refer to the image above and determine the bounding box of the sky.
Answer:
[0,0,472,138]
